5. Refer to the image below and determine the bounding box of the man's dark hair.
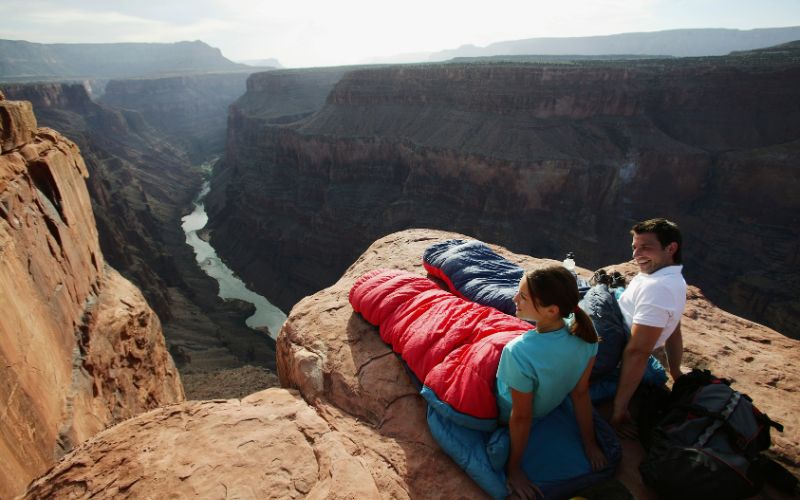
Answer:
[631,218,682,264]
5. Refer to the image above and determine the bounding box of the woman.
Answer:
[496,266,607,499]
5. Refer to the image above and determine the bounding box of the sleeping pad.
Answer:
[349,268,621,499]
[423,239,668,399]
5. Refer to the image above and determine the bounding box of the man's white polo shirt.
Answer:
[618,265,687,349]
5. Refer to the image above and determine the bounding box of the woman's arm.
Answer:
[507,389,542,500]
[570,356,607,471]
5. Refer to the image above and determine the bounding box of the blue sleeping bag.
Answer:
[424,387,622,500]
[423,239,523,315]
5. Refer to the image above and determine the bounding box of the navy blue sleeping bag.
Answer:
[423,239,522,315]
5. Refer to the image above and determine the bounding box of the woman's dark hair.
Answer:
[525,266,599,344]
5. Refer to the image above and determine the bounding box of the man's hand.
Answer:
[506,466,542,499]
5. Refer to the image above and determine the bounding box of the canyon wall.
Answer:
[1,82,278,394]
[0,96,183,498]
[2,82,199,320]
[101,72,254,162]
[208,55,800,338]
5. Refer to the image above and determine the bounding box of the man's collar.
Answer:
[647,264,683,277]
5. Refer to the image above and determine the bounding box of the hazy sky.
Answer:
[1,0,799,67]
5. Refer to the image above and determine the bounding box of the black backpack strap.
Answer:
[762,413,784,433]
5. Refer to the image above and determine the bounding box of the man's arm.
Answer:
[664,321,683,381]
[611,323,661,426]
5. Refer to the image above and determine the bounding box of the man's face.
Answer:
[631,232,677,274]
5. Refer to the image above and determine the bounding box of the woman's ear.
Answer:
[545,303,561,319]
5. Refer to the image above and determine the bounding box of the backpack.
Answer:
[639,369,786,500]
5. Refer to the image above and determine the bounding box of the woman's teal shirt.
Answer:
[496,325,598,423]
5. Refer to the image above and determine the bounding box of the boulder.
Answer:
[24,388,419,499]
[278,229,800,497]
[0,99,37,152]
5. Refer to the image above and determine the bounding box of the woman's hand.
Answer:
[506,466,542,499]
[610,408,638,439]
[584,442,608,471]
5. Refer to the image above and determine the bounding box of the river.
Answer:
[181,180,286,340]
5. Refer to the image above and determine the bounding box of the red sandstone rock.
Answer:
[278,229,800,498]
[18,228,799,499]
[0,99,183,499]
[0,99,36,152]
[24,389,407,499]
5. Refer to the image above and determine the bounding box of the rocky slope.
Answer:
[1,83,279,395]
[208,52,800,339]
[22,229,800,499]
[0,95,183,499]
[101,72,254,162]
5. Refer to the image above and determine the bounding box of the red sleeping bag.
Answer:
[349,269,531,419]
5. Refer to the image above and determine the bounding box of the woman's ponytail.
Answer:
[570,307,599,344]
[526,266,600,345]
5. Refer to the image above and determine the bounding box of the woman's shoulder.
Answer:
[502,330,548,365]
[502,329,535,351]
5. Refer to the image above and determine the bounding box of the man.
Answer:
[611,218,687,429]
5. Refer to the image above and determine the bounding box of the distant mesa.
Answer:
[0,39,252,82]
[237,58,283,69]
[364,26,800,64]
[429,26,800,61]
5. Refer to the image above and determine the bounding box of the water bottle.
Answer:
[565,252,590,290]
[562,252,576,272]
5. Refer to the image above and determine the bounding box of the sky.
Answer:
[1,0,799,68]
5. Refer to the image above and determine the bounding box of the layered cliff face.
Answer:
[209,56,800,338]
[0,96,183,499]
[21,230,800,499]
[101,72,254,162]
[2,82,197,320]
[1,82,279,393]
[233,67,356,123]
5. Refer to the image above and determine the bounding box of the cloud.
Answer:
[1,4,235,44]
